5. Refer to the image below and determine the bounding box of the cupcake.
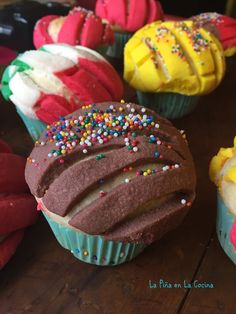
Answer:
[0,139,38,269]
[191,13,236,58]
[210,138,236,265]
[1,43,123,141]
[33,6,114,52]
[95,0,163,58]
[124,20,226,119]
[25,101,196,266]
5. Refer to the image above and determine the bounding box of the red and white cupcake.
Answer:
[34,6,114,51]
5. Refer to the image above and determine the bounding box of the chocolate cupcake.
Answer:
[25,101,196,265]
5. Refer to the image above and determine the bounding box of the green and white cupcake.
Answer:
[25,101,196,266]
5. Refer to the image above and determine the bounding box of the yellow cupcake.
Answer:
[124,20,225,96]
[210,137,236,216]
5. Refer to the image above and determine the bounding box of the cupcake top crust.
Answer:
[95,0,164,32]
[191,13,236,57]
[34,6,114,49]
[210,137,236,216]
[25,102,196,243]
[124,20,225,95]
[1,44,123,124]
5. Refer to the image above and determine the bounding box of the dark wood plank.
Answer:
[180,234,236,314]
[0,60,235,313]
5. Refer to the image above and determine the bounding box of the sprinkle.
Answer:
[83,250,89,256]
[154,151,160,158]
[125,178,130,183]
[162,165,170,171]
[155,123,160,129]
[120,99,125,104]
[99,191,106,197]
[43,104,162,159]
[120,252,125,258]
[95,154,105,161]
[181,199,187,205]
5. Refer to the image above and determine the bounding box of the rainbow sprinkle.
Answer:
[41,104,160,158]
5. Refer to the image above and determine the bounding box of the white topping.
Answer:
[9,72,40,118]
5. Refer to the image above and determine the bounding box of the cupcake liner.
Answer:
[217,193,236,265]
[43,211,146,266]
[136,91,199,119]
[16,108,46,141]
[106,32,133,59]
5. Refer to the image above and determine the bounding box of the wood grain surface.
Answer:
[0,60,235,314]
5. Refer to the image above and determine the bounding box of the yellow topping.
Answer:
[124,20,225,96]
[209,137,236,187]
[224,47,236,58]
[225,166,236,184]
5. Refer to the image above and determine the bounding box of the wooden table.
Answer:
[0,60,236,314]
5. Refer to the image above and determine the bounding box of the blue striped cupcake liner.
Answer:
[16,108,46,141]
[217,193,236,265]
[106,32,133,59]
[137,91,199,119]
[43,212,146,266]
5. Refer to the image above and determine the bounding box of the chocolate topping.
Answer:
[25,102,196,243]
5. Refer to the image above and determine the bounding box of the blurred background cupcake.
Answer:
[0,139,38,269]
[95,0,164,59]
[124,20,226,119]
[210,137,236,265]
[1,44,123,141]
[34,6,114,54]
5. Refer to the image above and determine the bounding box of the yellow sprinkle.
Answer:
[61,150,66,154]
[83,250,88,256]
[119,107,124,112]
[120,99,125,104]
[143,172,148,176]
[87,130,91,135]
[147,169,152,174]
[151,122,155,126]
